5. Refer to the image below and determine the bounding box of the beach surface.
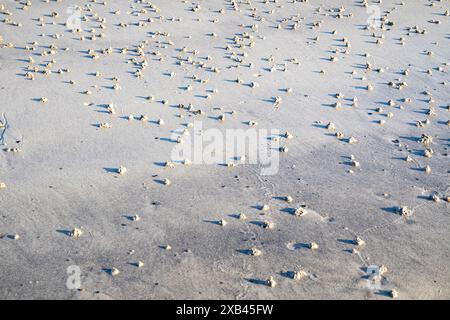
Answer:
[0,0,449,299]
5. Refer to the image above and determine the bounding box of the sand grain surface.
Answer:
[0,0,449,299]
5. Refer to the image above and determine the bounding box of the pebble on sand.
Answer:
[308,242,319,250]
[354,237,365,246]
[292,270,308,280]
[70,228,83,238]
[117,165,127,175]
[389,289,399,298]
[399,206,412,217]
[110,267,120,276]
[266,276,277,288]
[293,207,307,217]
[249,247,262,256]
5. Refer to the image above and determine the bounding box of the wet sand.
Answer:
[0,0,449,299]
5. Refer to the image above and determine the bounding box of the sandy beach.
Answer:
[0,0,449,300]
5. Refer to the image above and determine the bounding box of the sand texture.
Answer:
[0,0,449,300]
